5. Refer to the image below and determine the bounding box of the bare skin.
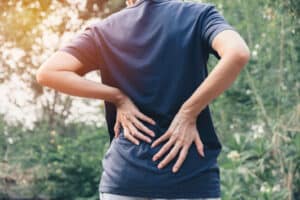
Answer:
[150,30,250,173]
[114,95,156,145]
[36,51,156,144]
[36,1,250,173]
[125,0,135,7]
[124,0,250,174]
[36,0,156,145]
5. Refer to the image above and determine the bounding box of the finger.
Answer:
[172,146,189,173]
[123,125,140,145]
[151,130,171,148]
[194,133,205,157]
[114,121,120,138]
[152,136,175,161]
[130,116,155,137]
[127,122,152,143]
[157,142,182,169]
[135,111,156,125]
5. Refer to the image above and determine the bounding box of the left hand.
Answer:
[150,109,205,173]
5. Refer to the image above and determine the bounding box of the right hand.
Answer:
[150,108,204,173]
[114,94,156,145]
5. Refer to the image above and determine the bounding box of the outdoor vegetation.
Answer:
[0,0,299,199]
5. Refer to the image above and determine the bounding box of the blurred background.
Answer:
[0,0,299,199]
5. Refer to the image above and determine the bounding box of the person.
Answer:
[36,0,250,199]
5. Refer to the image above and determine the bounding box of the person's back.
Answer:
[98,0,214,122]
[58,0,238,199]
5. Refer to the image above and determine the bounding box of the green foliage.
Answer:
[0,114,110,199]
[203,0,299,199]
[0,0,299,199]
[33,127,108,199]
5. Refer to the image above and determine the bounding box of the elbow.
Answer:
[36,67,48,86]
[240,48,251,64]
[220,44,251,67]
[235,45,251,66]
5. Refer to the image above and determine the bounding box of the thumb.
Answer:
[194,133,205,157]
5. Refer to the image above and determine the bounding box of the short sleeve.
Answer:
[58,25,104,70]
[199,4,236,58]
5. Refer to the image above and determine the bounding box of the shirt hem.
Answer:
[99,185,221,199]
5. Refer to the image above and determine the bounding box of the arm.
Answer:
[36,28,156,141]
[179,29,250,117]
[36,51,125,106]
[151,30,250,173]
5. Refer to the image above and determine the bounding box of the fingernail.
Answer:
[148,139,152,143]
[173,167,178,173]
[158,164,162,169]
[136,141,140,145]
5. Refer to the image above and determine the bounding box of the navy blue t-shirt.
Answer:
[59,0,235,198]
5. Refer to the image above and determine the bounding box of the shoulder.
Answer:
[85,1,218,29]
[188,2,217,15]
[99,7,132,25]
[173,1,215,11]
[83,7,130,30]
[169,1,217,18]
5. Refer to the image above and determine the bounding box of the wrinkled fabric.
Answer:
[59,0,235,198]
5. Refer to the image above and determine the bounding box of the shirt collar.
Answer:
[130,0,175,8]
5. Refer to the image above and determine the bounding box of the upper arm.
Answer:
[199,4,249,59]
[38,50,95,77]
[211,30,250,60]
[38,24,104,76]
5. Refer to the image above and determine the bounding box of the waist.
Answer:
[102,133,221,182]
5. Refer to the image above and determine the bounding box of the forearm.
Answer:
[37,70,125,105]
[180,53,249,118]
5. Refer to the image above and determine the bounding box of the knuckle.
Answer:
[138,135,146,141]
[157,150,164,157]
[135,122,142,129]
[157,149,163,155]
[169,136,177,143]
[175,161,181,167]
[170,152,176,157]
[139,113,146,119]
[177,138,185,145]
[167,130,173,136]
[146,128,153,134]
[136,131,144,138]
[161,146,168,153]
